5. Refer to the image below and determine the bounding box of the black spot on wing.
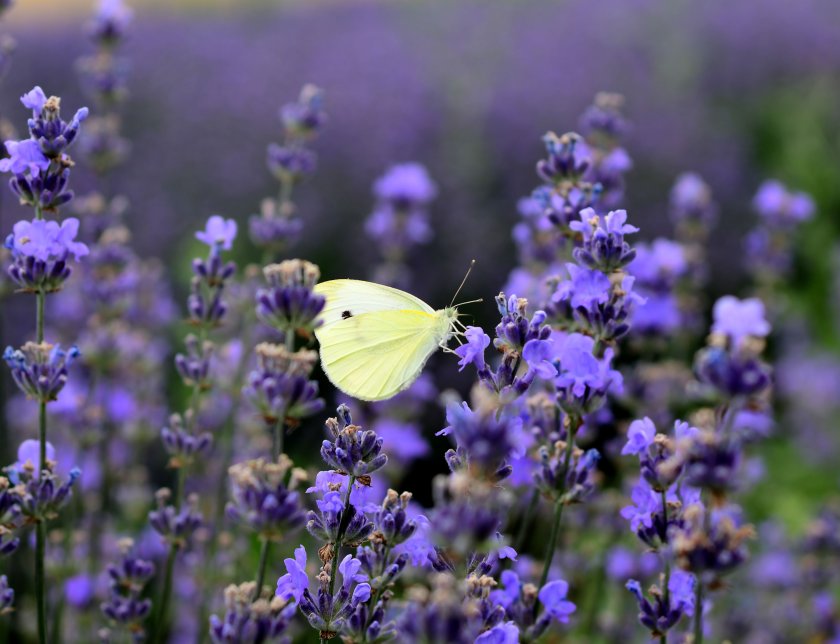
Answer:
[342,310,353,319]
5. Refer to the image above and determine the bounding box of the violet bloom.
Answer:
[0,139,49,176]
[670,172,717,229]
[570,207,638,272]
[538,579,577,623]
[475,622,520,644]
[753,180,815,226]
[373,162,438,207]
[275,544,309,603]
[195,215,237,251]
[621,417,656,455]
[711,295,770,348]
[553,332,622,414]
[15,439,56,478]
[454,326,490,372]
[8,218,89,262]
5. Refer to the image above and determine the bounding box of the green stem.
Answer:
[35,284,47,644]
[693,578,703,644]
[253,538,271,599]
[514,488,539,552]
[36,521,46,644]
[537,422,577,592]
[152,467,186,644]
[324,477,356,631]
[272,419,284,461]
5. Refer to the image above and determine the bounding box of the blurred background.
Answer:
[1,0,838,317]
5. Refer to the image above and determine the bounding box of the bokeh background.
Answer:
[1,0,840,639]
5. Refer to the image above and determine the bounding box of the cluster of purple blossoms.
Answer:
[249,85,327,254]
[255,259,326,343]
[76,0,132,172]
[99,539,155,642]
[745,179,815,283]
[621,294,773,639]
[365,162,438,286]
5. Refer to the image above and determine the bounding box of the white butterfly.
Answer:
[313,279,464,401]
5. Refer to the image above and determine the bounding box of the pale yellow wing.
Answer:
[314,279,434,328]
[316,308,445,401]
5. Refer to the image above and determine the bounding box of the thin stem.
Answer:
[325,477,356,629]
[35,285,47,644]
[36,521,46,644]
[537,423,576,591]
[152,466,185,644]
[253,538,271,599]
[272,418,285,461]
[693,578,703,644]
[514,488,539,552]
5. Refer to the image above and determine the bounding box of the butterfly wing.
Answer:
[314,279,434,328]
[316,308,445,401]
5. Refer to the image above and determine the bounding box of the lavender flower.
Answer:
[243,343,324,425]
[100,538,155,641]
[4,341,80,402]
[149,489,203,549]
[553,332,622,415]
[320,405,388,479]
[670,172,717,233]
[255,260,325,340]
[4,217,89,292]
[440,402,520,481]
[570,207,638,272]
[160,413,212,467]
[226,456,306,541]
[209,582,295,644]
[626,570,696,637]
[188,216,237,326]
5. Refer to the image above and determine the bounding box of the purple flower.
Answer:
[570,207,638,271]
[338,554,367,588]
[622,417,656,455]
[668,570,696,616]
[753,179,814,225]
[670,172,717,228]
[0,140,50,177]
[475,622,520,644]
[8,218,89,262]
[276,544,308,602]
[64,573,95,608]
[620,481,660,533]
[538,579,577,623]
[372,418,429,461]
[522,338,556,379]
[15,439,56,478]
[711,295,770,348]
[20,86,47,115]
[553,332,623,413]
[195,215,237,250]
[554,264,611,310]
[489,569,522,609]
[373,162,438,206]
[454,326,490,372]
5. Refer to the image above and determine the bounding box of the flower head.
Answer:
[711,296,770,349]
[195,215,238,251]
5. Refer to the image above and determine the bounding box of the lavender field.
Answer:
[1,0,840,642]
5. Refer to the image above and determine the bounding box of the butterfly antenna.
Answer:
[449,259,476,308]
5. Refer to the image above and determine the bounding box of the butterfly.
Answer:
[313,279,469,401]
